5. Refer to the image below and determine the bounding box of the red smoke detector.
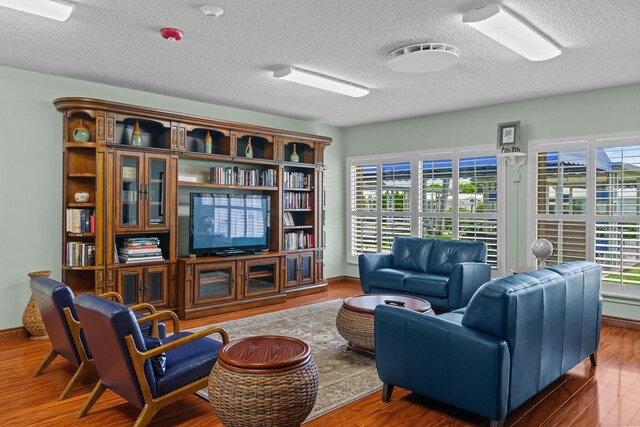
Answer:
[160,28,183,41]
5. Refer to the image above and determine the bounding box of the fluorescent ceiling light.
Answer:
[273,66,369,98]
[463,4,561,61]
[0,0,74,22]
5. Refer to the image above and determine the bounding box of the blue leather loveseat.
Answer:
[375,261,602,426]
[358,237,491,310]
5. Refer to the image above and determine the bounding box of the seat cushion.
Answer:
[136,312,167,339]
[368,268,415,291]
[154,332,223,397]
[404,273,449,298]
[391,237,434,273]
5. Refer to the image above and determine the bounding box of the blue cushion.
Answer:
[136,312,167,339]
[427,240,486,275]
[142,336,167,376]
[404,273,449,297]
[392,237,434,273]
[368,268,415,291]
[438,310,465,324]
[154,332,223,397]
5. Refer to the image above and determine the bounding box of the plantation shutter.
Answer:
[419,158,453,239]
[380,161,411,251]
[349,162,378,258]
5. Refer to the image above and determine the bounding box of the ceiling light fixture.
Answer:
[201,5,224,20]
[387,43,459,73]
[0,0,74,22]
[273,66,369,98]
[462,4,561,61]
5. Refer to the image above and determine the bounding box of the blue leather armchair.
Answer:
[359,237,491,309]
[375,261,602,426]
[74,293,229,427]
[30,276,166,400]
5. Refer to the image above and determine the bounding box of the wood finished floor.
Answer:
[1,281,640,426]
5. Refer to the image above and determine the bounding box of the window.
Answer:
[530,133,640,296]
[348,148,503,273]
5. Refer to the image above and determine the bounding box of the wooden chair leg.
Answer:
[59,361,94,400]
[590,351,598,366]
[78,380,106,419]
[382,383,395,402]
[133,403,160,427]
[33,348,58,377]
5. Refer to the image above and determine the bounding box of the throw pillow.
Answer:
[142,335,167,376]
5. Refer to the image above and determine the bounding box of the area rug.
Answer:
[191,299,382,422]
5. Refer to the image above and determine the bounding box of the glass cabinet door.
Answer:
[117,268,143,305]
[194,263,236,305]
[285,255,299,288]
[146,155,169,229]
[117,153,143,231]
[300,252,314,285]
[244,258,279,297]
[145,265,168,308]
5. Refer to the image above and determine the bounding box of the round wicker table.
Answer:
[208,335,319,427]
[336,294,435,353]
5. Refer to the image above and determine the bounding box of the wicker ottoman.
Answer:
[208,335,319,427]
[336,294,434,353]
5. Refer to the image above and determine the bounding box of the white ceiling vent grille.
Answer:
[387,42,460,73]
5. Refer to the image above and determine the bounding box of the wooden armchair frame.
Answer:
[78,310,229,427]
[32,292,160,400]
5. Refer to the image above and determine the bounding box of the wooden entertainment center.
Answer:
[55,98,331,319]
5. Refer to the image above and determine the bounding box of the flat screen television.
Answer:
[189,193,270,256]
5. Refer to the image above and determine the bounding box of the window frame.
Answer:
[346,145,505,276]
[528,131,640,298]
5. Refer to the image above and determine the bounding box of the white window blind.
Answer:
[348,149,502,273]
[531,134,640,296]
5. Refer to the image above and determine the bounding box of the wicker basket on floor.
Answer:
[336,305,375,352]
[23,270,51,340]
[208,336,319,427]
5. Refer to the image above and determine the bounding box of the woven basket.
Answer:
[336,305,375,352]
[208,358,319,427]
[23,270,51,340]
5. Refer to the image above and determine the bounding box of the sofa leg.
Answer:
[489,419,505,427]
[382,383,394,402]
[590,352,598,366]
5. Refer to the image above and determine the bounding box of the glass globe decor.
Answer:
[531,239,554,269]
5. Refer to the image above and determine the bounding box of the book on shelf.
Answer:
[66,242,95,267]
[283,192,311,209]
[118,237,164,263]
[283,212,296,227]
[283,171,311,190]
[283,232,314,250]
[66,209,95,233]
[178,175,198,183]
[210,166,276,187]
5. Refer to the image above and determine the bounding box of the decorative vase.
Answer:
[72,119,91,142]
[204,131,213,154]
[131,120,143,146]
[290,143,300,163]
[23,270,51,341]
[245,137,254,158]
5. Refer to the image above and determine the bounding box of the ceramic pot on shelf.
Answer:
[72,119,90,142]
[205,131,213,154]
[131,120,143,146]
[290,143,300,163]
[23,270,51,340]
[245,137,254,158]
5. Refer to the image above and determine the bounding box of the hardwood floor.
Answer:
[1,280,640,426]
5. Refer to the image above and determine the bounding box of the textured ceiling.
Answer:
[1,0,639,127]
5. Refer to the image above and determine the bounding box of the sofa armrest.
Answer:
[375,305,510,421]
[358,253,393,293]
[448,262,492,309]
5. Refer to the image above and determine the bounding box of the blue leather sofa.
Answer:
[375,261,602,426]
[359,237,491,310]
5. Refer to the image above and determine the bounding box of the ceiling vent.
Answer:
[387,43,459,73]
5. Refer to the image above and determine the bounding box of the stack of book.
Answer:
[283,212,296,227]
[66,209,95,233]
[66,243,95,267]
[118,237,163,264]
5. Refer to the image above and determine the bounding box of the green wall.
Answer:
[343,83,640,319]
[0,66,345,330]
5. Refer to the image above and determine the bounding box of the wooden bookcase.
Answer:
[55,98,331,318]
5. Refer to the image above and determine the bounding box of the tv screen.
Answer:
[189,193,270,255]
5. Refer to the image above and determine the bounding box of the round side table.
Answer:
[208,335,319,427]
